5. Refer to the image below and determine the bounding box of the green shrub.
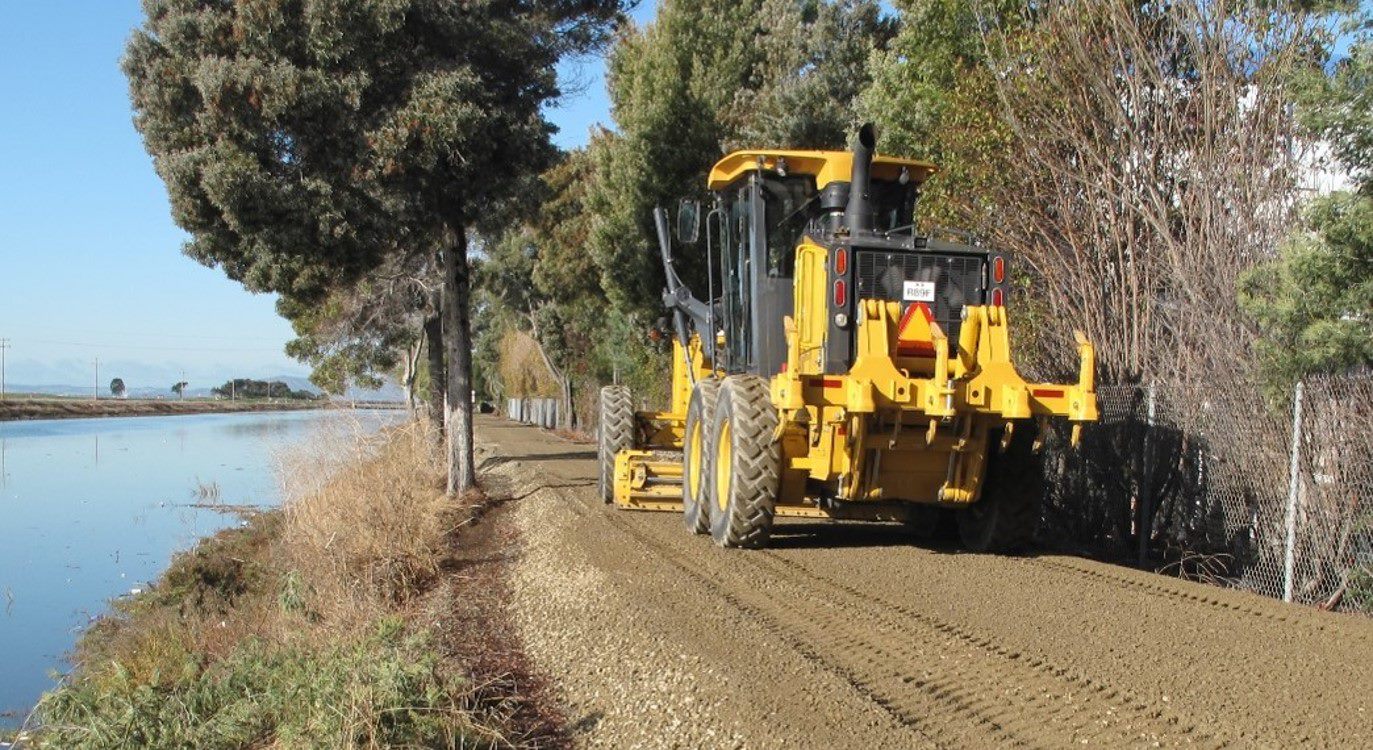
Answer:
[32,620,491,749]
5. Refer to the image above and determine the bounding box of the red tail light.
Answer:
[991,288,1004,307]
[992,256,1005,284]
[834,248,848,275]
[834,279,847,307]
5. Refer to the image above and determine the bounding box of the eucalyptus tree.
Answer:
[480,150,605,427]
[1240,34,1373,398]
[125,0,622,492]
[588,0,889,317]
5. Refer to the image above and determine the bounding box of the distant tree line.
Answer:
[211,379,323,401]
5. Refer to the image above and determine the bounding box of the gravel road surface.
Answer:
[476,416,1373,749]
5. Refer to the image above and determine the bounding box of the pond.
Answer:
[0,408,405,728]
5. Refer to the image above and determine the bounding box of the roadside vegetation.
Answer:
[210,379,325,401]
[22,423,525,748]
[471,0,1370,428]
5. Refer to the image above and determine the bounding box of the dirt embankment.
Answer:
[0,397,325,422]
[476,415,1373,749]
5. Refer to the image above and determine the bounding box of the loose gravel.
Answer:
[477,417,1373,749]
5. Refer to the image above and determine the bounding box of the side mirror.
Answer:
[676,199,701,244]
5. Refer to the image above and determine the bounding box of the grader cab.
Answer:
[598,125,1098,552]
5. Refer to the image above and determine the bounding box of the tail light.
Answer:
[992,256,1005,284]
[834,279,847,307]
[991,288,1004,307]
[834,248,848,275]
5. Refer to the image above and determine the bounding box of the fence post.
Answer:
[1138,381,1156,567]
[1282,381,1305,603]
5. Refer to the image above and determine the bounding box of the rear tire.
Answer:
[598,385,634,503]
[708,376,780,548]
[901,506,958,543]
[958,423,1043,553]
[682,378,720,534]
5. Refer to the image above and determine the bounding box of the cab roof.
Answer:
[707,150,937,191]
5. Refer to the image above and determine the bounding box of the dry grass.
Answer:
[497,329,561,399]
[275,419,476,622]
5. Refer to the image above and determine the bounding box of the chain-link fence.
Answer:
[1040,374,1373,615]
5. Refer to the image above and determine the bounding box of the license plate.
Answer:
[902,280,936,302]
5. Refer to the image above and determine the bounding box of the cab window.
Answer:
[761,175,817,277]
[868,180,917,232]
[718,180,754,370]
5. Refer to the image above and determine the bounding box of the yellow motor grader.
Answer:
[598,125,1098,551]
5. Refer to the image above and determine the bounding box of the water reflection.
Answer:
[0,408,402,727]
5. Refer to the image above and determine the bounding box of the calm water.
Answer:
[0,409,403,727]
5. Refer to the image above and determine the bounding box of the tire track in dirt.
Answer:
[1012,556,1365,640]
[486,437,917,748]
[480,418,1373,749]
[583,489,1220,748]
[578,500,947,746]
[748,550,1225,746]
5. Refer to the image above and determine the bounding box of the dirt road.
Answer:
[475,416,1373,748]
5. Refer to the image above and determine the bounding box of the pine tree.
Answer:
[124,0,621,492]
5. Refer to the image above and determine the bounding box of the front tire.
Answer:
[682,378,720,534]
[598,385,634,503]
[957,423,1043,553]
[708,376,780,548]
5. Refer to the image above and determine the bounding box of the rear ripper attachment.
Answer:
[598,123,1098,552]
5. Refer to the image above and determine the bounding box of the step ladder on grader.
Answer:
[598,125,1098,552]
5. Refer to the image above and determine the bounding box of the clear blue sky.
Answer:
[0,0,654,390]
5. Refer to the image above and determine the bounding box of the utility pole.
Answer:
[93,357,100,400]
[0,338,9,400]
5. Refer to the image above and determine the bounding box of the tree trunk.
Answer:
[560,375,574,430]
[423,298,445,434]
[443,223,476,494]
[402,338,422,420]
[526,308,574,432]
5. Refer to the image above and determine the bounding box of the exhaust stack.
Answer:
[845,123,877,234]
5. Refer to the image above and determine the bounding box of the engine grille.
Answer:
[854,250,985,346]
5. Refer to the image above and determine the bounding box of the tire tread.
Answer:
[598,385,634,503]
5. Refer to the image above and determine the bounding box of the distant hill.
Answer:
[7,383,115,398]
[342,381,406,403]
